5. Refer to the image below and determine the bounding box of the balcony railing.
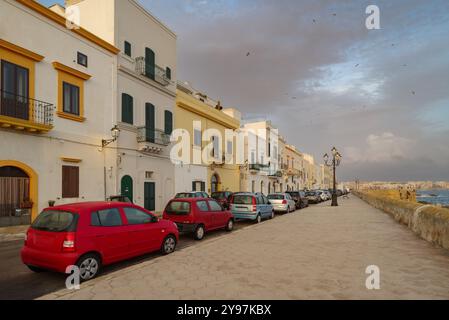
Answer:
[268,170,283,177]
[135,57,173,87]
[137,127,171,146]
[249,163,270,171]
[0,90,54,132]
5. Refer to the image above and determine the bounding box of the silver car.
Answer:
[267,193,296,213]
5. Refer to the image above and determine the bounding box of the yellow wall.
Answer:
[175,90,241,193]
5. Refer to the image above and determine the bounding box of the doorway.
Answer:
[120,175,133,202]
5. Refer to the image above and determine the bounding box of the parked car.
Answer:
[285,191,309,209]
[306,191,321,204]
[229,192,274,223]
[336,189,343,197]
[175,191,209,199]
[323,190,332,200]
[21,202,178,281]
[317,190,328,202]
[211,191,233,210]
[107,195,132,203]
[163,198,234,240]
[267,193,296,213]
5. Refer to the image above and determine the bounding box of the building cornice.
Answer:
[52,61,91,80]
[0,38,44,61]
[15,0,120,55]
[176,90,240,130]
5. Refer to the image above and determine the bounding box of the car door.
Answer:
[196,200,213,230]
[258,195,268,218]
[122,206,161,254]
[90,208,130,264]
[208,199,227,229]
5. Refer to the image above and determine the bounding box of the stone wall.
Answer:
[354,190,449,250]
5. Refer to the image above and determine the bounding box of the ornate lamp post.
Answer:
[323,147,342,207]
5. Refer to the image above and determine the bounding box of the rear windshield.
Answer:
[175,193,195,199]
[232,195,253,204]
[31,210,77,232]
[306,192,316,196]
[267,194,285,200]
[211,192,227,200]
[287,192,299,196]
[165,201,191,215]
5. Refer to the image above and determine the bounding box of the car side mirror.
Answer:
[151,215,159,223]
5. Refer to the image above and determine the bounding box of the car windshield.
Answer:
[232,195,253,205]
[211,192,227,199]
[175,193,195,199]
[267,194,285,200]
[165,201,191,215]
[306,192,316,196]
[31,210,77,232]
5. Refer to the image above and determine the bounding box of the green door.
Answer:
[144,182,156,211]
[121,175,133,202]
[145,48,155,80]
[145,103,155,143]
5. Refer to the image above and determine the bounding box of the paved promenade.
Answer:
[40,195,449,300]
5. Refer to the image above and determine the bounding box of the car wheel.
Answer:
[287,206,290,213]
[76,253,101,282]
[27,265,45,273]
[225,219,234,232]
[161,235,177,255]
[270,210,275,219]
[256,214,262,224]
[194,225,205,240]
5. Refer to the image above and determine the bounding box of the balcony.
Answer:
[0,90,54,133]
[135,57,173,87]
[249,163,270,172]
[268,170,283,178]
[287,168,301,177]
[137,127,171,154]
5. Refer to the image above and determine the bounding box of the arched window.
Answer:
[260,181,264,194]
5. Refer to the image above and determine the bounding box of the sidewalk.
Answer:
[39,196,449,300]
[0,225,28,243]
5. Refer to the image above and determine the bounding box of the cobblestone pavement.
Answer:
[39,195,449,300]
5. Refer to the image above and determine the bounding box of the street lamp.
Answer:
[102,125,121,148]
[324,146,342,206]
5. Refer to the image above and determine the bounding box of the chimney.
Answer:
[215,100,223,111]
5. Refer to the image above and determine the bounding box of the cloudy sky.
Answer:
[41,0,449,181]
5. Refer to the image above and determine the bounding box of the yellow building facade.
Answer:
[174,83,241,194]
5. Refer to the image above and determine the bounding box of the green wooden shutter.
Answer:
[166,67,171,80]
[145,47,155,80]
[192,181,196,191]
[122,93,133,124]
[124,41,131,57]
[164,110,173,135]
[145,103,155,143]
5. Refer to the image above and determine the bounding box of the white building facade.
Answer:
[70,0,177,213]
[0,0,119,226]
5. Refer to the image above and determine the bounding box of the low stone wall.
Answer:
[354,190,449,250]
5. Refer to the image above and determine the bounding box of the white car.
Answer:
[317,191,328,201]
[267,193,296,213]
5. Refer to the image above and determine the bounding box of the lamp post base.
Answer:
[331,194,338,207]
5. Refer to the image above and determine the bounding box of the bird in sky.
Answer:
[355,64,359,67]
[411,90,416,95]
[246,52,250,56]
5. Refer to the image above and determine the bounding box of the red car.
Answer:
[163,198,234,240]
[21,202,178,281]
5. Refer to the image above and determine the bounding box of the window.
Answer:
[164,110,173,135]
[196,201,209,212]
[227,140,233,155]
[1,60,29,120]
[62,165,79,198]
[121,93,133,124]
[251,181,255,193]
[91,208,122,227]
[32,211,76,232]
[212,136,220,158]
[165,201,191,215]
[194,129,202,147]
[124,41,132,57]
[208,200,223,212]
[77,52,88,67]
[63,82,80,115]
[166,67,171,80]
[123,207,152,225]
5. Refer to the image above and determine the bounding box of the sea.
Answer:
[416,189,449,207]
